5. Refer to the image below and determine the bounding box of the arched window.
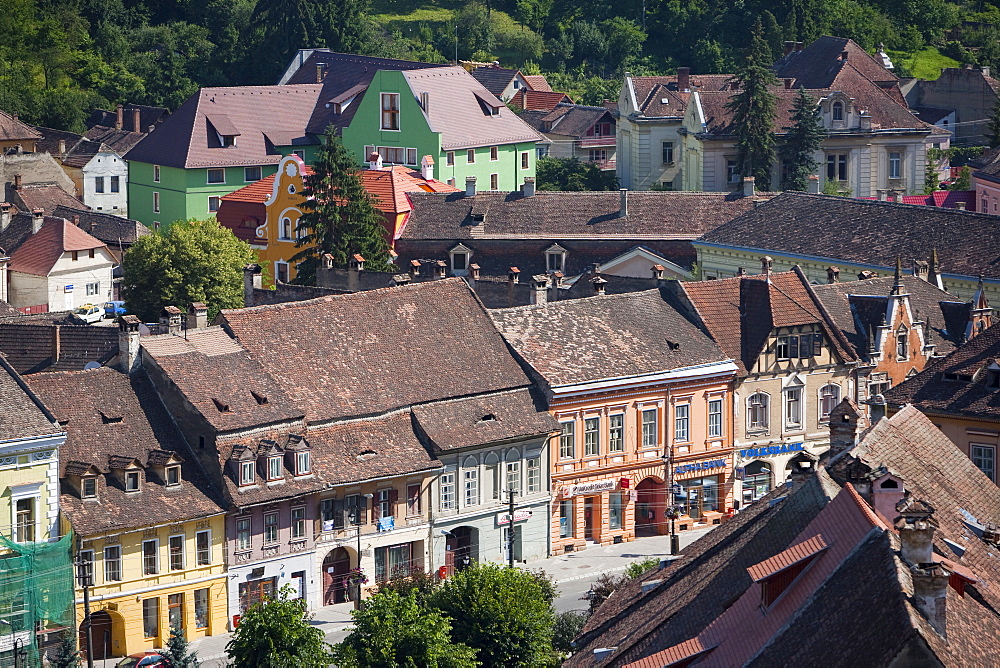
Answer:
[484,452,500,500]
[463,456,479,507]
[832,101,844,121]
[896,324,909,361]
[820,384,841,421]
[747,393,769,431]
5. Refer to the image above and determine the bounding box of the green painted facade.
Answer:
[127,162,282,229]
[341,70,536,190]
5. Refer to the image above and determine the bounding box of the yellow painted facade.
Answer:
[75,512,228,657]
[1,438,62,546]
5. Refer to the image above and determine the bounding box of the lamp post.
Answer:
[662,450,679,556]
[12,637,26,668]
[74,552,94,668]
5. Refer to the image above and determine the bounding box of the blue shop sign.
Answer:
[675,459,726,475]
[739,442,804,459]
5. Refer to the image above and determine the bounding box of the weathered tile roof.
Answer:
[0,299,18,317]
[629,74,729,117]
[142,326,303,433]
[26,367,225,534]
[0,110,42,142]
[8,217,107,276]
[13,183,86,216]
[773,36,898,89]
[412,387,557,451]
[677,268,856,375]
[522,75,552,92]
[812,275,966,359]
[883,321,1000,420]
[0,321,118,374]
[492,289,731,388]
[83,125,147,155]
[511,89,574,111]
[52,205,151,247]
[124,85,323,169]
[85,105,168,133]
[973,145,1000,180]
[219,279,532,422]
[469,65,520,97]
[0,354,60,441]
[519,103,613,139]
[699,191,1000,280]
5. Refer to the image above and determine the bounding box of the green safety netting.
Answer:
[0,531,75,667]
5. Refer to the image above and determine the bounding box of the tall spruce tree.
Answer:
[292,127,393,284]
[781,87,825,191]
[726,18,778,186]
[988,98,1000,148]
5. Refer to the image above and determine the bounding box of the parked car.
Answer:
[115,651,170,668]
[104,301,127,318]
[72,304,104,324]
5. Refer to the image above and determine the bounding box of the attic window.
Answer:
[165,465,181,487]
[100,411,123,424]
[357,449,378,462]
[479,414,497,423]
[748,534,827,608]
[240,461,255,486]
[295,451,311,476]
[267,456,282,481]
[125,471,140,492]
[943,372,973,383]
[251,391,268,405]
[82,477,97,499]
[212,398,231,413]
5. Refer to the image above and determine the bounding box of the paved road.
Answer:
[187,526,717,665]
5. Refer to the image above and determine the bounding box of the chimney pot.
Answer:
[651,264,665,281]
[434,260,447,279]
[742,176,755,197]
[522,177,536,197]
[677,67,690,92]
[117,315,142,374]
[618,188,628,218]
[31,208,44,234]
[0,203,11,233]
[827,266,840,283]
[591,275,608,295]
[13,174,21,190]
[760,255,772,277]
[895,496,938,565]
[421,155,435,181]
[465,176,477,198]
[508,267,520,284]
[368,152,383,170]
[531,274,549,305]
[58,139,66,154]
[420,91,430,112]
[186,302,209,330]
[877,189,888,202]
[469,263,480,281]
[316,63,324,83]
[409,259,422,280]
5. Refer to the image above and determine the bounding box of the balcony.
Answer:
[579,136,617,148]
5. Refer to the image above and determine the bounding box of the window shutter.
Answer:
[390,489,399,515]
[335,499,347,529]
[358,495,368,524]
[372,494,381,522]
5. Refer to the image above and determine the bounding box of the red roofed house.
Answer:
[4,210,114,313]
[215,153,457,285]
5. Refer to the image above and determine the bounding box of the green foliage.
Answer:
[373,568,441,605]
[553,610,588,654]
[292,127,393,284]
[428,563,555,668]
[51,631,81,668]
[334,590,477,667]
[162,626,199,667]
[726,18,778,185]
[989,99,1000,149]
[536,156,619,191]
[950,165,971,191]
[624,557,661,580]
[226,586,334,668]
[781,88,826,191]
[823,179,852,196]
[121,218,257,322]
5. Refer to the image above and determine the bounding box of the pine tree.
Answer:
[162,626,199,667]
[50,631,81,668]
[291,127,393,284]
[781,88,825,191]
[725,18,778,186]
[988,98,1000,148]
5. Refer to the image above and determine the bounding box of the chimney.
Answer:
[368,152,383,170]
[321,253,335,271]
[0,202,11,232]
[982,66,991,77]
[730,80,740,91]
[955,201,966,211]
[927,248,944,290]
[783,41,795,56]
[434,260,447,279]
[760,255,772,279]
[117,315,142,374]
[591,275,608,296]
[13,174,21,190]
[316,63,324,83]
[132,108,141,133]
[784,78,793,89]
[409,259,422,281]
[420,91,430,112]
[618,188,628,218]
[859,111,872,130]
[736,266,747,277]
[186,302,208,330]
[651,264,665,282]
[508,267,520,284]
[391,273,411,287]
[530,274,548,305]
[421,155,435,181]
[522,177,536,197]
[877,189,888,201]
[807,175,820,194]
[160,306,182,334]
[242,263,262,307]
[870,471,906,523]
[348,254,365,291]
[31,208,44,234]
[825,398,863,462]
[677,67,690,92]
[827,266,840,283]
[52,325,61,364]
[912,564,950,637]
[469,263,480,282]
[71,215,80,227]
[841,50,849,61]
[894,495,937,567]
[465,176,477,197]
[742,176,755,198]
[115,104,123,130]
[912,259,929,281]
[0,256,7,303]
[58,139,66,154]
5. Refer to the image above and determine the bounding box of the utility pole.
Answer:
[662,450,679,555]
[505,488,517,568]
[74,551,94,668]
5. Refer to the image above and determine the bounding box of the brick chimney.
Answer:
[784,78,793,89]
[242,264,262,307]
[0,202,11,232]
[826,266,840,283]
[522,177,536,197]
[894,495,949,636]
[618,188,628,218]
[316,63,324,83]
[31,208,44,234]
[465,176,477,197]
[591,275,608,295]
[531,274,548,305]
[132,108,141,134]
[116,104,123,130]
[677,67,690,92]
[742,176,755,198]
[841,50,849,61]
[912,564,950,637]
[160,306,182,334]
[13,174,21,190]
[877,189,888,201]
[187,302,208,330]
[823,398,863,462]
[117,314,142,374]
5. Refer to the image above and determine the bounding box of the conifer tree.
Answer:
[162,626,199,667]
[781,88,825,191]
[726,18,778,186]
[292,127,393,284]
[988,98,1000,148]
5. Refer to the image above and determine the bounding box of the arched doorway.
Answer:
[742,461,773,506]
[635,477,664,537]
[445,526,478,575]
[84,610,114,660]
[322,547,353,605]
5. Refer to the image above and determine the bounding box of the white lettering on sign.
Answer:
[496,509,533,526]
[563,479,617,497]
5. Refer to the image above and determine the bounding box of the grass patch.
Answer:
[889,46,960,80]
[374,6,456,23]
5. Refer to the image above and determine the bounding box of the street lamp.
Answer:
[12,637,27,668]
[662,451,679,556]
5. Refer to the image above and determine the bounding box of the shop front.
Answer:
[553,470,650,552]
[734,442,808,508]
[229,549,317,622]
[670,456,733,532]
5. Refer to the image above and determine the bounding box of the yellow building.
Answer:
[0,110,40,154]
[27,365,229,660]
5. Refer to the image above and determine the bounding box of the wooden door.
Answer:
[86,611,113,660]
[322,548,351,605]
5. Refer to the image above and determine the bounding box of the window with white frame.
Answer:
[14,498,35,542]
[584,417,600,457]
[240,461,255,485]
[166,465,180,486]
[296,451,311,475]
[82,477,98,499]
[440,470,456,510]
[263,512,278,544]
[377,489,392,518]
[207,168,225,184]
[896,325,909,360]
[819,384,841,421]
[505,450,521,493]
[748,393,769,431]
[291,507,306,539]
[406,485,421,516]
[142,539,158,575]
[125,470,140,492]
[95,176,105,193]
[526,456,541,493]
[153,192,160,213]
[267,456,282,481]
[726,160,738,183]
[209,196,221,212]
[275,261,289,284]
[827,154,847,181]
[280,217,293,240]
[559,421,575,459]
[674,404,690,442]
[463,457,479,506]
[708,398,723,438]
[609,414,624,452]
[86,282,100,296]
[153,165,161,182]
[168,534,184,571]
[447,151,455,166]
[111,175,120,192]
[785,387,802,429]
[381,93,400,130]
[196,530,211,565]
[490,173,499,190]
[104,545,122,581]
[832,101,844,121]
[490,146,499,161]
[662,141,674,163]
[236,517,251,551]
[641,408,658,448]
[467,149,476,164]
[245,166,262,182]
[972,444,996,481]
[889,151,902,179]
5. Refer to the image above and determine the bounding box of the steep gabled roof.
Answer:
[52,206,151,247]
[13,183,86,215]
[0,110,42,142]
[0,354,60,441]
[522,74,552,92]
[85,104,168,133]
[8,218,108,276]
[773,36,898,89]
[519,103,614,139]
[511,89,574,111]
[470,65,521,97]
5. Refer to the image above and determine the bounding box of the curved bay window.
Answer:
[742,461,773,505]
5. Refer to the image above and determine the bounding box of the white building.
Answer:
[82,150,129,216]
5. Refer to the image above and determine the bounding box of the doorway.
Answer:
[445,526,476,575]
[322,548,352,605]
[86,610,114,660]
[583,497,597,541]
[635,478,663,537]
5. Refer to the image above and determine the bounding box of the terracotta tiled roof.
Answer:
[746,533,828,581]
[219,279,532,422]
[519,103,614,139]
[412,387,558,450]
[511,89,574,111]
[13,183,85,216]
[0,110,42,142]
[26,367,225,535]
[470,65,520,97]
[0,321,118,374]
[773,36,898,89]
[522,75,552,92]
[0,354,60,441]
[629,75,729,117]
[124,85,324,169]
[8,218,107,276]
[52,206,151,246]
[492,289,731,388]
[699,191,1000,281]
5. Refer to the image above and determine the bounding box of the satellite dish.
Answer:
[83,362,101,370]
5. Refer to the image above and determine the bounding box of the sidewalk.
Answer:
[187,525,718,665]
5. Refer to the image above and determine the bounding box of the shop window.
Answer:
[375,543,414,582]
[609,492,624,530]
[559,499,574,538]
[142,598,159,638]
[168,593,184,632]
[194,588,209,629]
[742,461,773,506]
[238,577,276,613]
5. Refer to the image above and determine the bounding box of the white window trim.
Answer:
[784,386,803,431]
[558,419,576,460]
[274,261,290,285]
[240,461,255,486]
[290,506,307,539]
[168,533,186,571]
[195,529,212,566]
[673,403,691,443]
[490,146,499,161]
[638,402,663,449]
[971,443,996,482]
[380,92,401,132]
[296,451,311,476]
[747,392,770,432]
[206,168,226,185]
[153,192,160,213]
[244,166,262,183]
[142,538,159,575]
[818,383,842,422]
[707,397,724,438]
[153,165,161,183]
[104,545,122,582]
[125,470,141,492]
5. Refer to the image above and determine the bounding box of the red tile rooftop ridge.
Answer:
[747,534,829,582]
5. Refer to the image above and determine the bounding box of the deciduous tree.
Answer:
[226,586,334,668]
[536,156,619,191]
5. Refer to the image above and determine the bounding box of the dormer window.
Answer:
[296,451,311,476]
[832,102,843,121]
[165,465,181,487]
[267,456,283,481]
[749,535,827,608]
[987,366,1000,389]
[449,243,472,277]
[240,461,255,486]
[896,325,909,361]
[125,471,140,492]
[82,477,97,499]
[545,244,567,273]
